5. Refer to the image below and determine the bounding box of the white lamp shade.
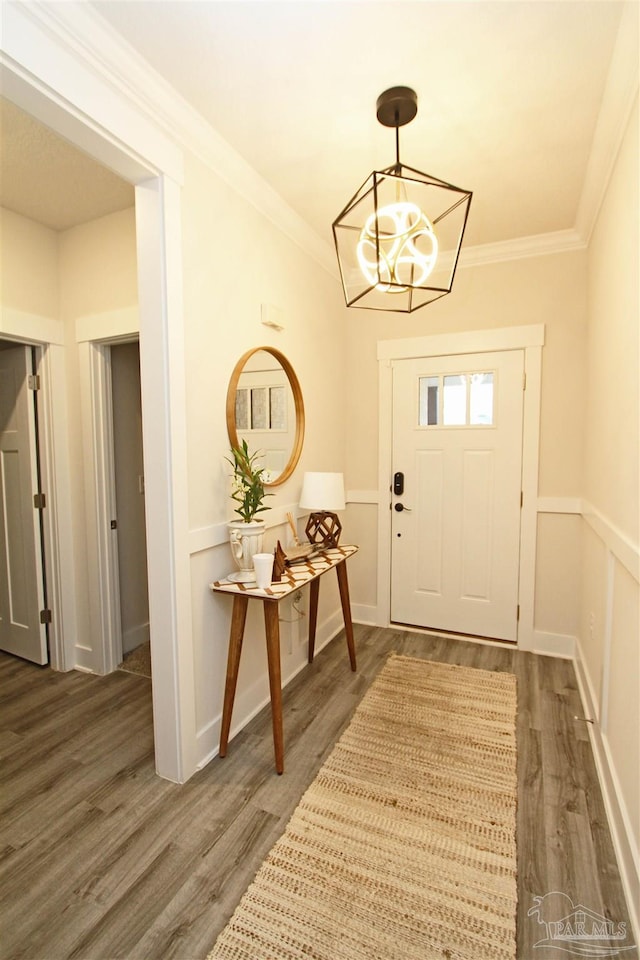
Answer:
[299,472,346,511]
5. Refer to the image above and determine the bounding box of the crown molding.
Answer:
[1,1,182,184]
[18,1,337,278]
[459,228,586,269]
[7,1,637,279]
[575,1,639,244]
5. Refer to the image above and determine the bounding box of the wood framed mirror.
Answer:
[226,346,305,486]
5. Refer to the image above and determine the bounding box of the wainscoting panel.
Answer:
[575,504,639,943]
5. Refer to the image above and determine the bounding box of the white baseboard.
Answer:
[530,629,576,658]
[351,610,578,656]
[575,640,640,945]
[351,603,378,625]
[122,621,150,655]
[195,608,348,769]
[74,645,96,673]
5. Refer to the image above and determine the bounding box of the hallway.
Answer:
[0,627,636,959]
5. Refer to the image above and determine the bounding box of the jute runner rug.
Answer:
[207,654,517,960]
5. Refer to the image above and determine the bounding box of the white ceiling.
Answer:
[0,98,134,231]
[0,1,632,250]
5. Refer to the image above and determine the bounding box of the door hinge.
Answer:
[520,490,523,508]
[28,374,40,391]
[110,519,118,530]
[517,604,520,621]
[523,372,527,390]
[40,608,52,625]
[33,492,46,509]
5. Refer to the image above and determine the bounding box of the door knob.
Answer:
[394,503,412,512]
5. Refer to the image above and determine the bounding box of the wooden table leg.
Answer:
[263,601,284,774]
[336,561,357,671]
[219,594,248,759]
[308,578,320,664]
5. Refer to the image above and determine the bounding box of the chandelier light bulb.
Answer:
[332,86,471,311]
[357,201,439,293]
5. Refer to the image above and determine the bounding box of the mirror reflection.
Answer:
[226,347,304,486]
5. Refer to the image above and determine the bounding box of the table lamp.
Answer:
[299,472,346,548]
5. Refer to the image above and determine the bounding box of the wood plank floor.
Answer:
[1,627,636,960]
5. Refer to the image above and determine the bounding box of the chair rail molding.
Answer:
[582,501,639,584]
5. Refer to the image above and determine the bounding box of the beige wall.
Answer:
[181,150,348,533]
[584,98,639,538]
[179,150,349,745]
[0,207,58,319]
[344,247,589,642]
[535,513,583,638]
[346,252,587,492]
[0,191,601,668]
[580,93,639,905]
[0,205,137,330]
[58,208,138,323]
[57,208,139,668]
[0,206,141,669]
[111,341,149,654]
[1,164,350,754]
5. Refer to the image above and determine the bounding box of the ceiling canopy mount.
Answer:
[375,86,418,129]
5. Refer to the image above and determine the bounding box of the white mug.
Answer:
[252,552,274,588]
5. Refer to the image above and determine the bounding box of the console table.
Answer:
[210,544,358,774]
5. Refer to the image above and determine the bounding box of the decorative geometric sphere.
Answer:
[357,201,439,293]
[305,511,342,549]
[332,162,472,312]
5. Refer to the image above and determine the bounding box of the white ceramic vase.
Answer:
[228,519,266,582]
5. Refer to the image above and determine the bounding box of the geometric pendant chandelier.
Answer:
[332,86,472,312]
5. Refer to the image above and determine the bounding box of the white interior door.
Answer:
[391,350,524,642]
[0,344,48,664]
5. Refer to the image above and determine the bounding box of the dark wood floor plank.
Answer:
[128,801,285,960]
[0,630,636,960]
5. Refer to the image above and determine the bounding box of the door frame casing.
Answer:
[79,336,150,676]
[1,4,197,782]
[377,324,544,650]
[79,340,123,675]
[0,343,48,663]
[25,346,48,661]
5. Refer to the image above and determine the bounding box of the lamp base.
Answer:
[305,511,342,549]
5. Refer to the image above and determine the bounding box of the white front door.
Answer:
[0,344,48,664]
[390,350,524,642]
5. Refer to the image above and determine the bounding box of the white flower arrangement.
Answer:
[226,439,272,522]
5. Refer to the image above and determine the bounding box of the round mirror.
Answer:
[226,346,305,486]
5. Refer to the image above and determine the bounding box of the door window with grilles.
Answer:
[418,372,494,427]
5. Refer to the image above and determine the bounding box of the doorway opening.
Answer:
[110,340,150,675]
[4,20,196,778]
[80,338,152,677]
